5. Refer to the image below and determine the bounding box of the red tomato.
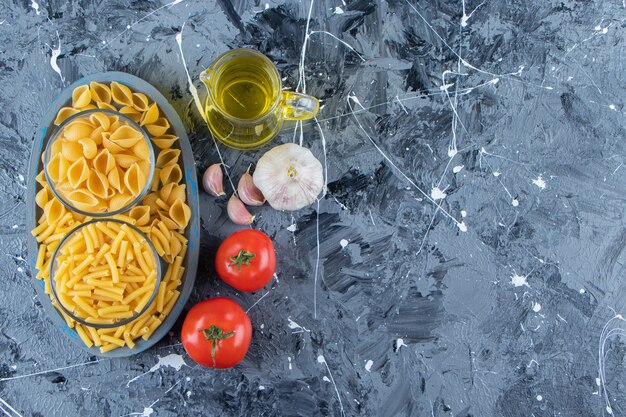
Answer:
[181,297,252,368]
[215,229,276,292]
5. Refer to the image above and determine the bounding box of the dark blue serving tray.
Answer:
[26,72,200,357]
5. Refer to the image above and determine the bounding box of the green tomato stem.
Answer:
[202,325,235,367]
[229,249,256,271]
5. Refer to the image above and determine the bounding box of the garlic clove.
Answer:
[227,194,255,225]
[203,163,226,197]
[253,143,324,211]
[238,171,265,206]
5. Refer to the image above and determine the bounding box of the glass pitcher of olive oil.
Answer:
[200,49,319,150]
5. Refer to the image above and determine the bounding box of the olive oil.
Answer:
[201,49,320,150]
[215,57,275,120]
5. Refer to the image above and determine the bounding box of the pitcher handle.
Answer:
[281,92,319,121]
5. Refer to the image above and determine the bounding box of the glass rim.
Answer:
[49,218,162,329]
[43,108,155,217]
[200,48,283,124]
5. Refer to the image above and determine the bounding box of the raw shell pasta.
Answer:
[160,183,186,205]
[54,107,80,125]
[124,163,146,196]
[36,187,49,208]
[90,112,111,131]
[97,101,117,111]
[72,85,92,109]
[108,167,124,194]
[114,153,140,169]
[132,140,150,160]
[132,93,150,112]
[142,193,159,215]
[151,134,178,150]
[93,148,116,174]
[128,206,150,226]
[156,149,180,168]
[78,138,98,159]
[168,199,191,229]
[110,125,142,148]
[119,106,141,123]
[67,157,90,188]
[66,189,99,209]
[145,118,170,137]
[64,122,94,142]
[159,164,182,185]
[140,103,159,126]
[87,169,109,199]
[109,193,133,211]
[44,199,66,225]
[90,81,112,104]
[111,81,134,106]
[62,142,84,162]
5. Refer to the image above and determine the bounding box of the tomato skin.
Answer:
[215,229,276,292]
[181,297,252,368]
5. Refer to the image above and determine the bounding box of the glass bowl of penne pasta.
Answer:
[43,109,155,217]
[49,219,162,336]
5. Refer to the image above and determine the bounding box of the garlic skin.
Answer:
[203,163,225,197]
[227,194,255,225]
[253,143,323,211]
[238,171,265,206]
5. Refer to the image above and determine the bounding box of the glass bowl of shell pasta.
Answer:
[49,219,163,348]
[43,109,155,217]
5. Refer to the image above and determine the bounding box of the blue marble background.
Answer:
[0,0,625,416]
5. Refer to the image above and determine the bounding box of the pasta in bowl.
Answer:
[44,109,155,216]
[49,219,164,352]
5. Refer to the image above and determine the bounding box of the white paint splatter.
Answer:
[18,174,24,182]
[259,385,265,390]
[287,317,310,333]
[460,210,467,218]
[286,224,296,232]
[265,3,270,9]
[50,34,64,82]
[334,6,344,14]
[340,239,349,248]
[287,356,292,370]
[323,376,331,382]
[511,198,519,207]
[580,288,586,294]
[453,165,464,173]
[186,391,191,398]
[532,175,546,189]
[439,83,455,92]
[536,395,543,401]
[31,0,40,14]
[430,186,446,200]
[364,360,373,372]
[457,222,467,232]
[532,302,542,312]
[511,273,529,287]
[396,338,406,350]
[126,354,186,387]
[447,147,458,158]
[609,104,616,110]
[317,355,326,364]
[493,171,501,177]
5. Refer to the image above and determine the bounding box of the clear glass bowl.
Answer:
[49,219,162,329]
[43,109,155,217]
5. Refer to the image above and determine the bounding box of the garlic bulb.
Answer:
[227,194,255,225]
[238,171,265,206]
[203,163,225,197]
[253,143,323,211]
